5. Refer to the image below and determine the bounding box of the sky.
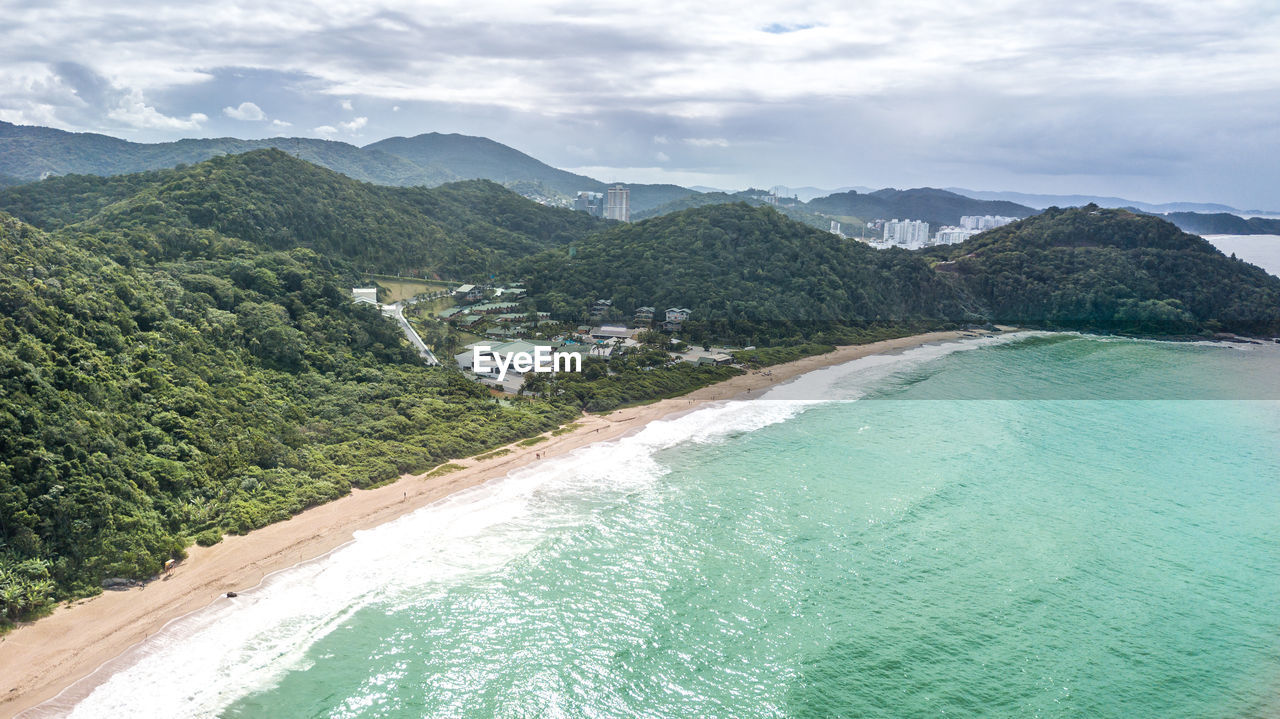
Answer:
[1,1,1278,208]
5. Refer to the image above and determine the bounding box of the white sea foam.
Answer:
[36,332,1018,718]
[34,400,806,718]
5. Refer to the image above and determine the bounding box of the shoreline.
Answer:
[0,328,978,718]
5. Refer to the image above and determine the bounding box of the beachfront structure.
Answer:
[882,219,930,248]
[605,185,630,222]
[351,287,379,305]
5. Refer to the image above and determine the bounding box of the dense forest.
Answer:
[0,150,603,279]
[0,204,585,625]
[519,202,1280,340]
[515,203,980,346]
[925,206,1280,334]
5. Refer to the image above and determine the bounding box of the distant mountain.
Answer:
[1145,211,1280,236]
[0,121,696,213]
[0,121,440,185]
[0,149,602,278]
[945,187,1252,215]
[771,185,871,202]
[632,188,859,233]
[807,187,1036,227]
[366,133,696,213]
[0,172,21,188]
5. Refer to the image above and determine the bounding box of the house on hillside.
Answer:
[589,298,612,320]
[634,306,655,324]
[662,307,691,331]
[351,287,379,305]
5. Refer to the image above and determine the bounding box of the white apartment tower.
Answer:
[605,185,630,222]
[882,219,930,248]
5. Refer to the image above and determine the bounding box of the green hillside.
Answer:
[0,209,577,624]
[927,205,1280,334]
[0,150,602,279]
[807,187,1036,226]
[515,203,978,345]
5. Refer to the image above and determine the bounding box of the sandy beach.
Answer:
[0,329,976,718]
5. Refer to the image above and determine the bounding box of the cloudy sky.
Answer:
[2,1,1278,207]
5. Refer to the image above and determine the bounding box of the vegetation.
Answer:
[0,205,577,627]
[517,436,549,447]
[0,150,603,279]
[474,448,513,461]
[926,206,1280,335]
[423,463,466,478]
[733,343,835,367]
[516,203,977,346]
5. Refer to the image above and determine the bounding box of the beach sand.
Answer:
[0,329,979,718]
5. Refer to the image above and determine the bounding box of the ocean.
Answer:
[1205,234,1280,278]
[45,333,1280,718]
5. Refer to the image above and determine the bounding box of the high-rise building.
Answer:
[882,219,930,248]
[829,220,842,237]
[573,191,604,217]
[605,185,630,222]
[960,215,1018,231]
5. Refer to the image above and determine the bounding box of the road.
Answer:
[381,301,440,365]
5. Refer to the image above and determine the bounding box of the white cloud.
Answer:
[683,137,730,148]
[222,101,265,121]
[271,118,291,127]
[655,151,670,162]
[313,124,338,136]
[653,135,669,144]
[107,89,206,130]
[340,99,353,110]
[339,116,367,131]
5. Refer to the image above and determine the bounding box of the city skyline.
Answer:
[2,1,1278,207]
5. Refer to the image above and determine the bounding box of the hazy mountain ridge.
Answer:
[0,149,604,279]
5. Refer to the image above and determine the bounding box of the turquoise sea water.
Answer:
[55,334,1280,718]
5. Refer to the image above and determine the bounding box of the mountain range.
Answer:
[4,121,1278,235]
[0,121,694,213]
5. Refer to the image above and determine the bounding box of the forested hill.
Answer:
[515,203,980,344]
[0,150,603,279]
[927,206,1280,334]
[0,202,580,624]
[807,187,1036,227]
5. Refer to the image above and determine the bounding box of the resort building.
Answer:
[351,287,379,305]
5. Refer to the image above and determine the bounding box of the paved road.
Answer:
[381,301,439,365]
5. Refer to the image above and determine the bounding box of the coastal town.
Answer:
[353,281,736,394]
